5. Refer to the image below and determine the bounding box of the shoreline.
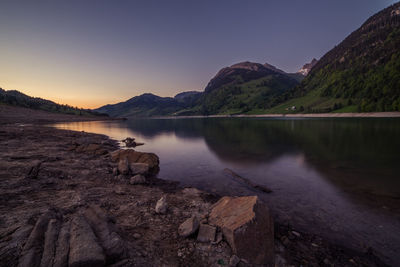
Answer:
[149,112,400,119]
[0,109,390,266]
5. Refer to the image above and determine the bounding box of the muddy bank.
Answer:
[0,111,389,266]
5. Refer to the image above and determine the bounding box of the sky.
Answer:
[0,0,398,108]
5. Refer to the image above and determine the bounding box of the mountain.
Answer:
[174,91,202,101]
[263,63,287,75]
[94,93,185,117]
[197,61,300,114]
[97,61,300,117]
[272,2,400,113]
[0,88,105,117]
[174,91,202,108]
[297,59,318,76]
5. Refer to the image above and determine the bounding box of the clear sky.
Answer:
[0,0,397,108]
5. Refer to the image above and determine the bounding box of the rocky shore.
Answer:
[0,108,389,266]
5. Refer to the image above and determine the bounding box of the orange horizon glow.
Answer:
[0,81,197,109]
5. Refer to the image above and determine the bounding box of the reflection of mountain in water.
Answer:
[125,118,204,140]
[126,117,400,197]
[127,117,400,168]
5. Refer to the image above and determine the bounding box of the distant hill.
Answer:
[271,2,400,113]
[94,93,185,117]
[96,61,301,117]
[0,88,106,117]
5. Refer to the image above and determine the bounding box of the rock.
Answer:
[208,196,274,266]
[26,161,42,179]
[213,232,223,244]
[83,206,125,262]
[18,211,55,267]
[129,163,149,175]
[68,215,105,267]
[133,233,141,239]
[291,231,301,238]
[112,168,118,176]
[1,225,33,266]
[40,219,60,267]
[155,196,167,214]
[110,149,159,171]
[53,221,70,267]
[122,137,136,147]
[129,175,146,185]
[117,158,129,175]
[178,217,200,237]
[229,255,240,267]
[197,224,216,243]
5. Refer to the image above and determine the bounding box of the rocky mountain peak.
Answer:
[297,58,318,76]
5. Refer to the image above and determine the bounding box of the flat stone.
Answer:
[40,219,60,267]
[209,196,274,266]
[129,163,149,175]
[155,196,167,214]
[53,221,71,267]
[18,211,55,267]
[196,224,216,243]
[83,206,125,262]
[129,174,146,185]
[178,217,199,237]
[68,215,105,267]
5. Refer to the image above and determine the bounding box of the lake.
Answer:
[52,117,400,265]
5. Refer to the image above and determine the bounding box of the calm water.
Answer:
[52,117,400,265]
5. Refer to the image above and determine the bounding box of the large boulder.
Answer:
[208,196,274,266]
[110,149,159,174]
[129,163,149,175]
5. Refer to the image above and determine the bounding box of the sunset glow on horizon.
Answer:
[1,0,397,109]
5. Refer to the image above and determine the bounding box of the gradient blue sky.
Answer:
[0,0,398,108]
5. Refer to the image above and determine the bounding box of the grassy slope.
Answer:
[196,74,299,115]
[266,4,400,114]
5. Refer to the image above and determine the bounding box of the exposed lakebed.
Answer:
[52,117,400,266]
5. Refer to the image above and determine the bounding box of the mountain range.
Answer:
[2,2,399,117]
[95,61,307,116]
[95,2,400,117]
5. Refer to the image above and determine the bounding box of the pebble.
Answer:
[291,231,301,237]
[229,255,240,266]
[133,233,141,239]
[155,196,168,214]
